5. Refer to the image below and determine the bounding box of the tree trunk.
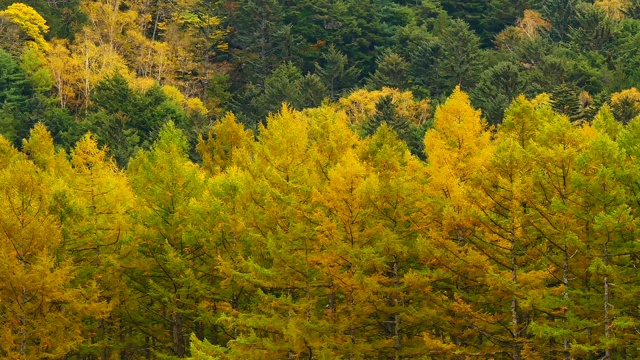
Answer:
[172,306,185,357]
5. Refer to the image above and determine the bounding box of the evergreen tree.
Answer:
[366,50,409,91]
[472,61,527,124]
[440,0,490,43]
[314,45,360,100]
[223,0,296,85]
[435,19,482,94]
[551,83,582,120]
[0,48,34,144]
[363,95,409,137]
[542,0,580,41]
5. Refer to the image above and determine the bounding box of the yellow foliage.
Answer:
[495,26,525,52]
[610,87,640,122]
[517,9,551,39]
[131,76,157,92]
[163,84,186,105]
[338,87,430,126]
[425,86,491,183]
[185,97,209,115]
[197,112,254,174]
[595,0,629,20]
[0,3,49,52]
[610,87,640,107]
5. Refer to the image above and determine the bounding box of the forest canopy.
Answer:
[2,0,640,359]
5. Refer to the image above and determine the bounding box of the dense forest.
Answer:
[3,0,640,359]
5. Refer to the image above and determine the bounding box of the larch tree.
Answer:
[63,133,136,359]
[525,101,593,358]
[127,121,207,357]
[0,128,109,359]
[421,86,496,356]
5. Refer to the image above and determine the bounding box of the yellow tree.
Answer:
[420,86,496,356]
[196,112,254,175]
[0,3,49,54]
[217,106,325,358]
[595,0,630,20]
[468,96,554,359]
[47,39,83,109]
[61,134,136,359]
[0,129,109,359]
[610,87,640,123]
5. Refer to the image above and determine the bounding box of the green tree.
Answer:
[366,50,409,91]
[314,45,360,100]
[127,122,207,357]
[542,0,580,41]
[435,19,482,94]
[472,61,528,124]
[0,47,35,144]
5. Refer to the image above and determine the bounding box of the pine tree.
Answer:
[367,51,409,91]
[363,95,408,137]
[551,83,582,121]
[436,19,482,93]
[314,45,360,100]
[542,0,580,41]
[472,61,527,124]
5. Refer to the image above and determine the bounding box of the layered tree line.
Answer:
[4,0,640,359]
[3,0,640,158]
[4,86,640,359]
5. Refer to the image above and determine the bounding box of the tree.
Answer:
[223,0,295,85]
[472,61,528,124]
[551,83,582,120]
[0,47,34,144]
[254,62,327,121]
[63,133,136,359]
[569,3,616,53]
[366,50,409,91]
[196,112,254,175]
[525,103,594,357]
[363,95,409,137]
[0,3,49,53]
[0,127,109,359]
[469,98,553,359]
[314,45,360,100]
[421,86,495,355]
[610,87,640,123]
[440,0,490,43]
[435,19,482,94]
[542,0,580,41]
[127,122,207,357]
[482,0,541,40]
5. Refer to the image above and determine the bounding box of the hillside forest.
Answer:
[3,0,640,359]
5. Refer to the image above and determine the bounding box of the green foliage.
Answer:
[253,62,327,122]
[7,2,640,358]
[314,45,360,100]
[472,61,528,124]
[435,18,482,94]
[366,50,409,90]
[0,47,35,144]
[542,0,581,41]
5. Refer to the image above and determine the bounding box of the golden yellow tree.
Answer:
[0,128,109,359]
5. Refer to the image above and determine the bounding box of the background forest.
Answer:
[3,0,640,359]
